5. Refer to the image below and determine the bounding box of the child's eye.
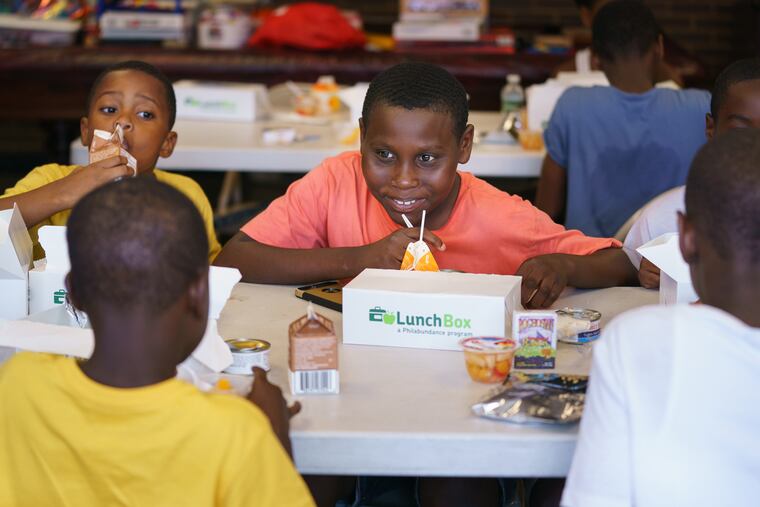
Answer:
[376,150,395,161]
[137,111,155,120]
[99,106,117,114]
[418,153,437,164]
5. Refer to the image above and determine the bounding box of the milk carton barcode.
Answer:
[289,369,340,394]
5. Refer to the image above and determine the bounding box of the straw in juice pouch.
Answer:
[399,210,439,272]
[89,124,137,175]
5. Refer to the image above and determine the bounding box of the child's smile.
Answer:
[360,105,473,230]
[80,69,176,175]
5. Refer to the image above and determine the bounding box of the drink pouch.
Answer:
[89,125,137,175]
[400,240,439,272]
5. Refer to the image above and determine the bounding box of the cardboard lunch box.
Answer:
[0,204,33,320]
[342,269,523,351]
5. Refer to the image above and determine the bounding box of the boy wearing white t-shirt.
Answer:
[624,58,760,288]
[562,129,760,507]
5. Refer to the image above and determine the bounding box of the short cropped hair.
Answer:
[67,178,208,316]
[592,1,660,63]
[362,62,469,139]
[685,128,760,263]
[574,0,604,9]
[87,60,177,128]
[710,58,760,118]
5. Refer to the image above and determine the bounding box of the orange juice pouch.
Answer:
[400,240,439,272]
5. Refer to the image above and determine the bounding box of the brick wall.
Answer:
[280,0,757,83]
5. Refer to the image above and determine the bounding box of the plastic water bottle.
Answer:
[500,74,525,114]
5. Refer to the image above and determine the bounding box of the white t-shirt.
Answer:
[562,304,760,507]
[623,186,685,268]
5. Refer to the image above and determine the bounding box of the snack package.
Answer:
[512,310,557,369]
[472,373,587,425]
[399,210,439,272]
[88,125,137,175]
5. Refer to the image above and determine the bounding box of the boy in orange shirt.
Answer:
[217,63,635,308]
[0,177,312,506]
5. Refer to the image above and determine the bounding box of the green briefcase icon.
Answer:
[369,306,386,323]
[53,289,67,305]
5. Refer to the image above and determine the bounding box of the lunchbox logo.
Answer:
[53,289,67,305]
[368,306,471,329]
[184,97,236,112]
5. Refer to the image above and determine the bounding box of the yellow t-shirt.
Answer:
[0,353,315,507]
[2,164,222,262]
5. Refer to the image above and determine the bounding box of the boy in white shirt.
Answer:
[624,58,760,288]
[562,128,760,507]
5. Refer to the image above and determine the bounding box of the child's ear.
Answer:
[678,211,698,264]
[655,34,665,61]
[185,270,209,321]
[457,124,475,164]
[80,117,92,147]
[358,117,365,143]
[159,131,178,159]
[64,273,84,312]
[705,113,715,140]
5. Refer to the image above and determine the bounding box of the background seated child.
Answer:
[562,129,760,507]
[536,1,710,238]
[215,62,635,310]
[0,60,221,261]
[0,178,312,507]
[625,58,760,288]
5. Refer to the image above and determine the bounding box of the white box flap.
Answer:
[347,268,521,296]
[636,233,691,283]
[209,266,241,320]
[0,204,32,279]
[37,226,69,272]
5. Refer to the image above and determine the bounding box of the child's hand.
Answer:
[360,228,445,269]
[515,255,569,309]
[62,156,134,208]
[246,367,301,457]
[638,258,660,289]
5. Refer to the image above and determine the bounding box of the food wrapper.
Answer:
[400,240,439,272]
[472,373,587,425]
[89,125,137,175]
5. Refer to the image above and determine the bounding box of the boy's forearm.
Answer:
[0,183,71,227]
[556,248,638,288]
[213,232,368,284]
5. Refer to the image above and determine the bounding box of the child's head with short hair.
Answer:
[67,177,209,363]
[707,58,760,138]
[574,0,610,28]
[680,128,760,299]
[80,60,178,175]
[359,62,474,229]
[592,1,661,66]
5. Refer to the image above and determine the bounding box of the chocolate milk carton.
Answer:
[288,304,339,395]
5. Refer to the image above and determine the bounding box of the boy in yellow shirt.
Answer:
[0,177,313,507]
[0,60,221,261]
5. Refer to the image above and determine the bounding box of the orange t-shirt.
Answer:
[241,151,620,275]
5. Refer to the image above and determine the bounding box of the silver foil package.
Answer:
[472,373,587,425]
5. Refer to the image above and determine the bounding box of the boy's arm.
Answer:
[535,155,567,224]
[214,228,445,284]
[517,247,638,308]
[0,157,133,227]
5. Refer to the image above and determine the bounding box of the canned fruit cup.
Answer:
[223,339,271,375]
[460,337,517,384]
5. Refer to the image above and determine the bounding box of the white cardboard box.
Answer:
[343,269,522,351]
[29,226,69,315]
[174,80,271,122]
[637,233,698,304]
[0,205,32,319]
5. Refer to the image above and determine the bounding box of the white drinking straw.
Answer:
[419,210,426,242]
[401,213,413,228]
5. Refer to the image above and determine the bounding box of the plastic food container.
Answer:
[460,337,517,384]
[556,308,601,344]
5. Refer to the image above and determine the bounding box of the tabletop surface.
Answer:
[217,282,658,477]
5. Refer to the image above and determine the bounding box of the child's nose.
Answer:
[115,117,133,131]
[392,161,419,188]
